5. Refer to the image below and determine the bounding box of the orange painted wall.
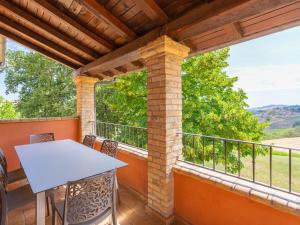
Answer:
[0,118,79,172]
[95,141,148,197]
[174,171,300,225]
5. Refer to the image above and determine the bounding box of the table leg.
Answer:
[36,191,46,225]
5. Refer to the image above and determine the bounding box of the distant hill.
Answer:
[250,105,300,129]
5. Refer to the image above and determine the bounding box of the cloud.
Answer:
[226,64,300,92]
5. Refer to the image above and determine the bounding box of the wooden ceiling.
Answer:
[0,0,300,80]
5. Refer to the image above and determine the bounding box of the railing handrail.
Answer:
[96,120,147,130]
[177,132,300,152]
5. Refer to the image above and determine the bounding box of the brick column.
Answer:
[74,76,99,141]
[139,36,190,224]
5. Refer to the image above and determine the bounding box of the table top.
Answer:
[15,139,127,193]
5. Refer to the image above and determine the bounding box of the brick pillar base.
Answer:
[75,76,99,141]
[139,36,190,224]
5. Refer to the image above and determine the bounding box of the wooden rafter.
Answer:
[0,0,99,60]
[80,0,136,41]
[134,0,168,25]
[32,0,114,52]
[171,0,297,41]
[0,14,88,66]
[0,28,79,69]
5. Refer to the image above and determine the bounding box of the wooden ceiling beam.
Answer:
[80,0,136,41]
[32,0,114,52]
[75,28,160,75]
[0,14,88,66]
[0,28,79,69]
[134,0,169,25]
[0,0,99,60]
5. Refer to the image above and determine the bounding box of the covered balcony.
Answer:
[1,1,300,225]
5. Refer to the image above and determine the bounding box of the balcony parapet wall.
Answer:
[0,116,78,124]
[174,161,300,225]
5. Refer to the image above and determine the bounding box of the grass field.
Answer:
[264,126,300,140]
[241,151,300,193]
[196,150,300,193]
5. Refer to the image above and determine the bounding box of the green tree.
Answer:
[96,71,147,127]
[1,50,76,118]
[182,48,266,141]
[96,48,268,172]
[0,96,17,119]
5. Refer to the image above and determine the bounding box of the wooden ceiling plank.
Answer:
[0,14,88,65]
[172,0,298,41]
[0,28,79,69]
[0,0,99,60]
[134,0,169,25]
[80,0,136,41]
[32,0,114,51]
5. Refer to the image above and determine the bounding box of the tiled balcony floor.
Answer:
[8,182,173,225]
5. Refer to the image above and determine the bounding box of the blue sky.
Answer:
[1,26,300,107]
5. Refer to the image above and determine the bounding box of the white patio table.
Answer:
[15,139,127,225]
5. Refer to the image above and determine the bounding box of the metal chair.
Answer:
[82,135,97,148]
[29,132,55,144]
[100,140,120,203]
[51,170,117,225]
[100,140,118,158]
[0,148,26,185]
[0,165,34,212]
[0,183,7,225]
[29,132,55,216]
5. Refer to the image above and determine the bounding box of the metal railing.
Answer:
[96,121,147,150]
[179,132,300,195]
[95,122,300,194]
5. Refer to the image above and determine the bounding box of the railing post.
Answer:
[139,35,190,224]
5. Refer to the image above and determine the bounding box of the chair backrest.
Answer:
[0,183,7,225]
[82,135,96,148]
[29,133,55,144]
[63,170,115,225]
[0,149,7,176]
[0,167,7,192]
[100,140,118,158]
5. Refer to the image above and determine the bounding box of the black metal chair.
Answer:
[29,132,55,144]
[0,183,7,225]
[29,132,55,216]
[51,170,117,225]
[0,148,26,186]
[82,135,97,148]
[100,140,118,158]
[0,165,34,212]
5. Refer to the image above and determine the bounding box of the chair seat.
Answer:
[7,168,26,184]
[7,184,35,211]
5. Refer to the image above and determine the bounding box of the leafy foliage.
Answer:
[1,50,76,118]
[0,96,17,119]
[96,71,147,127]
